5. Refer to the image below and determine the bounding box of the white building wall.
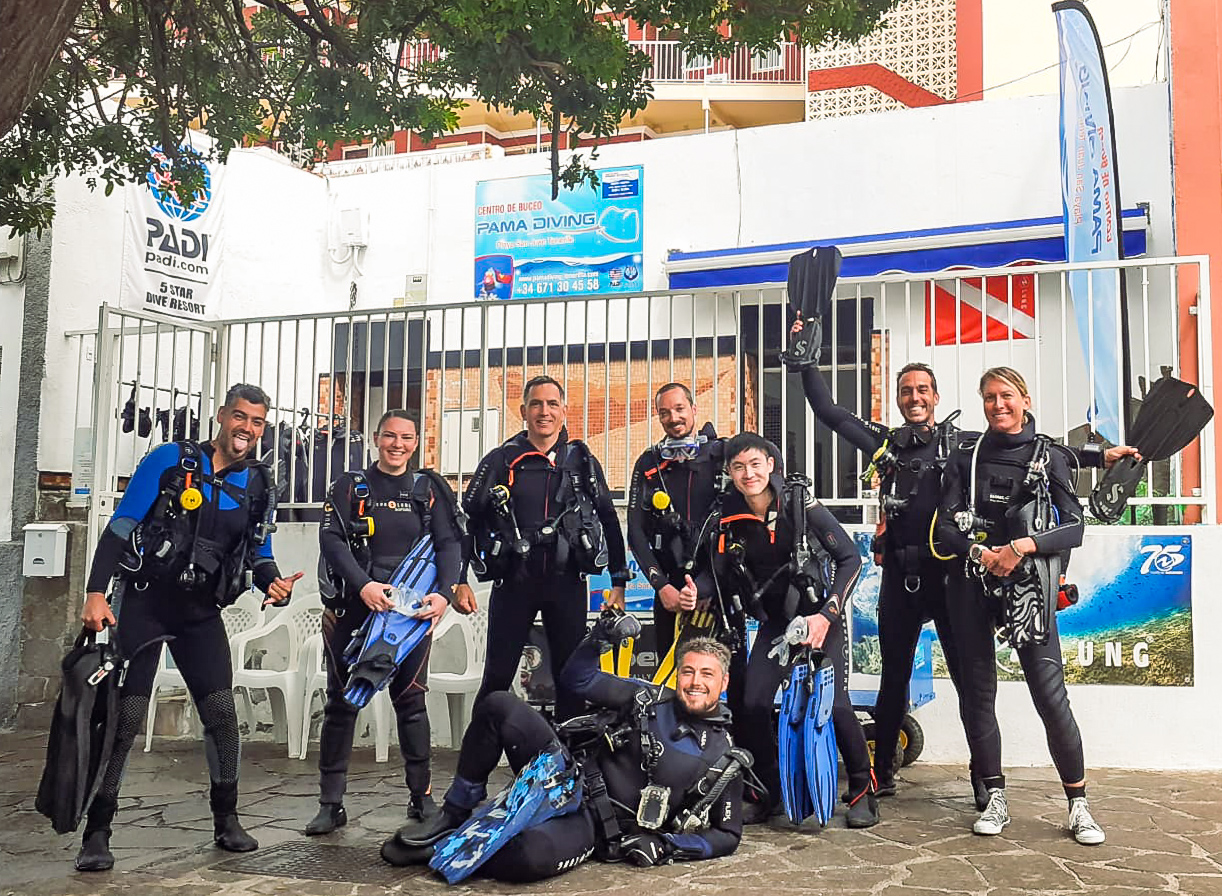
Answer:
[982,0,1166,100]
[0,274,24,541]
[37,83,1173,465]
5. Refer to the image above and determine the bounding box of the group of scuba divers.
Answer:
[67,247,1145,881]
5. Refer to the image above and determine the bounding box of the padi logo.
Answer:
[146,146,212,222]
[1139,544,1186,575]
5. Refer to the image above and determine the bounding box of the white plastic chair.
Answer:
[299,629,392,762]
[142,591,264,752]
[429,608,488,749]
[231,602,324,757]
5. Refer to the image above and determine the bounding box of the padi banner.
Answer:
[473,166,644,300]
[850,528,1194,686]
[121,146,225,320]
[1055,1,1126,443]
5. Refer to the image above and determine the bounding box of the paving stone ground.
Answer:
[3,730,1221,895]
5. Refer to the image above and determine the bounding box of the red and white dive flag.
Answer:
[924,267,1035,346]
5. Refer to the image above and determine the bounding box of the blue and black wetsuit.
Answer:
[424,630,742,882]
[83,440,282,840]
[316,465,462,808]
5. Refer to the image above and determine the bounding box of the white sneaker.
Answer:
[973,788,1010,835]
[1068,797,1106,845]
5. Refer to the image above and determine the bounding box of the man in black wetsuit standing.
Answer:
[461,375,631,721]
[789,347,973,798]
[627,383,725,662]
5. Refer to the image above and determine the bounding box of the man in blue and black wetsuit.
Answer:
[77,383,302,872]
[381,616,745,880]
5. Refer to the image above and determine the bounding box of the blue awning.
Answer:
[666,207,1150,290]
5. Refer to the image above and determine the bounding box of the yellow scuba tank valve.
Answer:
[179,473,203,511]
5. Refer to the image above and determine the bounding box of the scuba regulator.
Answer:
[490,483,531,560]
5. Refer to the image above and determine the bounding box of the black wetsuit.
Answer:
[711,478,871,804]
[463,428,628,720]
[798,367,969,780]
[83,441,281,838]
[317,465,463,805]
[626,423,724,659]
[933,417,1086,790]
[438,631,742,882]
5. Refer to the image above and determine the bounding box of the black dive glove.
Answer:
[620,832,672,867]
[589,606,642,645]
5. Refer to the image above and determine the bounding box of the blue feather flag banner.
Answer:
[1055,0,1128,444]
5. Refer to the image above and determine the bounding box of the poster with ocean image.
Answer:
[474,166,644,300]
[849,529,1193,686]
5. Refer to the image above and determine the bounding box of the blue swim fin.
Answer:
[777,656,814,824]
[341,534,439,709]
[802,652,838,826]
[429,746,582,884]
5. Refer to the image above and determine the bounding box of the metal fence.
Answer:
[84,255,1215,530]
[399,38,805,85]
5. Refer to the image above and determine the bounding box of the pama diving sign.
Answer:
[121,146,226,320]
[473,166,644,300]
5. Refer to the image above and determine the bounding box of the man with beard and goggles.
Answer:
[627,383,726,665]
[76,383,303,871]
[380,612,746,882]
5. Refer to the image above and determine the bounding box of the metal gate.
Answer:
[83,254,1217,543]
[87,305,219,554]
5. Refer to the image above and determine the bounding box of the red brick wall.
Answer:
[422,352,754,491]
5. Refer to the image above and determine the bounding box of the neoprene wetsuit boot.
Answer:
[845,785,881,828]
[381,778,485,868]
[210,781,258,851]
[304,802,348,835]
[408,792,438,822]
[394,776,485,847]
[75,796,117,872]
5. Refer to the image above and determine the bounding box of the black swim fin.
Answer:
[1090,376,1213,523]
[36,630,124,834]
[780,246,841,370]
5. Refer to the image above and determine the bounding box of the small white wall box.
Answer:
[339,207,367,247]
[23,523,69,577]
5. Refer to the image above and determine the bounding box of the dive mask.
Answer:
[888,423,934,450]
[657,434,707,462]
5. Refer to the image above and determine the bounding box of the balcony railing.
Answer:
[398,39,804,86]
[632,40,804,84]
